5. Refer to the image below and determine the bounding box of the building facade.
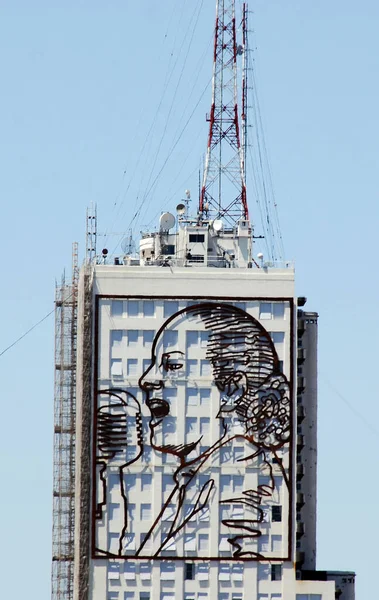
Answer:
[59,217,355,600]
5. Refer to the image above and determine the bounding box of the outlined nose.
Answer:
[138,363,164,392]
[141,379,164,392]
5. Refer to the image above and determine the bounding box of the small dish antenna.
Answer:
[121,229,135,255]
[159,212,176,232]
[176,203,186,216]
[213,219,223,232]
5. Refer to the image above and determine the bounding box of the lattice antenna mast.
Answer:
[199,0,249,228]
[241,3,248,185]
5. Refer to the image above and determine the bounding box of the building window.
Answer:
[127,300,139,316]
[186,389,198,407]
[272,331,285,344]
[143,330,155,346]
[185,563,194,580]
[198,533,209,551]
[189,233,205,243]
[139,563,151,580]
[271,535,282,552]
[219,564,231,581]
[184,534,196,552]
[231,564,243,581]
[185,417,198,436]
[163,330,178,348]
[140,594,150,600]
[111,300,123,317]
[220,475,232,493]
[296,596,322,600]
[127,330,139,346]
[127,359,138,376]
[141,474,152,491]
[233,475,244,492]
[111,330,124,347]
[200,388,210,405]
[258,564,269,580]
[234,447,244,462]
[258,535,269,553]
[259,302,285,320]
[200,359,211,376]
[108,563,120,579]
[164,301,179,317]
[259,302,272,320]
[197,563,209,581]
[160,562,175,580]
[272,505,282,522]
[271,564,282,581]
[111,359,123,377]
[186,359,198,377]
[124,562,136,580]
[143,300,155,317]
[139,532,151,551]
[200,417,210,434]
[273,303,285,319]
[163,474,174,493]
[161,595,175,600]
[141,504,152,520]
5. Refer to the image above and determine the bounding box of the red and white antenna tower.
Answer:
[199,0,249,228]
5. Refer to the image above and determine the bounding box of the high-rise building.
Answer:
[51,3,356,600]
[57,218,353,600]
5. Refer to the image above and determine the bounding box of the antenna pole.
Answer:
[199,0,249,228]
[86,203,97,263]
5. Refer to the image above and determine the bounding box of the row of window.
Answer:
[109,473,282,496]
[109,562,249,580]
[107,501,282,525]
[99,387,212,406]
[107,531,283,555]
[111,329,285,349]
[108,589,321,599]
[110,357,214,378]
[109,588,295,600]
[111,358,285,379]
[110,300,287,321]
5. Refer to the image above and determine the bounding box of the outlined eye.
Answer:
[166,362,183,371]
[160,351,185,372]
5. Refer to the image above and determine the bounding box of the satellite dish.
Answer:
[176,203,186,216]
[121,230,135,255]
[159,212,175,231]
[213,219,223,232]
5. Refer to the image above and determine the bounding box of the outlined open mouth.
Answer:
[146,398,170,419]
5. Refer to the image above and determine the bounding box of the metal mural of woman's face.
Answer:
[139,303,290,461]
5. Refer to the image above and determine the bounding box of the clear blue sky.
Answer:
[0,1,377,598]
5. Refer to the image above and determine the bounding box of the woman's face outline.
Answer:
[139,314,212,458]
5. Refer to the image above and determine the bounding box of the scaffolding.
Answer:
[52,243,79,600]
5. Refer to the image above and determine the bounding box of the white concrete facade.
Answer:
[73,259,338,600]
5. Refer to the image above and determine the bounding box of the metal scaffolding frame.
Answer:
[52,243,79,600]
